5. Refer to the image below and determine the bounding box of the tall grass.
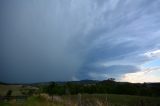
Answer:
[0,94,160,106]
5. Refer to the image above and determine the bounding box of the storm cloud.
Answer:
[1,0,160,83]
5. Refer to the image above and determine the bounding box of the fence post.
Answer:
[106,96,109,106]
[78,93,81,106]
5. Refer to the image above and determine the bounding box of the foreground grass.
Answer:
[0,94,160,106]
[0,85,22,96]
[0,96,64,106]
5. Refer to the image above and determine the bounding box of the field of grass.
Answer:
[0,85,22,96]
[1,84,160,106]
[1,94,160,106]
[0,84,38,96]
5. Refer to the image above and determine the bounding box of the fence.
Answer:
[0,96,28,102]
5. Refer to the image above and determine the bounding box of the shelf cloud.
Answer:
[1,0,160,83]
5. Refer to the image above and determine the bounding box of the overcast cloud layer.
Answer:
[1,0,160,83]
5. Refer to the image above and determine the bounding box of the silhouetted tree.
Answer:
[47,82,55,101]
[6,90,12,96]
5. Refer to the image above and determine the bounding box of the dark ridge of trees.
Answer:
[0,82,9,85]
[43,79,160,97]
[1,79,159,97]
[46,82,56,101]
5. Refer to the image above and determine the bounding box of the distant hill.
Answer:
[27,80,99,86]
[1,80,160,88]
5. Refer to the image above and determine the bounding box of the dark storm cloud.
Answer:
[77,64,139,80]
[1,0,160,82]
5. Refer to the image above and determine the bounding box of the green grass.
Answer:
[0,94,160,106]
[0,85,22,96]
[0,102,10,106]
[91,94,160,106]
[107,94,160,106]
[61,94,160,106]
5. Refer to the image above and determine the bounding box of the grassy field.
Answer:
[0,85,22,96]
[1,94,160,106]
[1,84,160,106]
[0,84,38,96]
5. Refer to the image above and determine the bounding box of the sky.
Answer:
[1,0,160,83]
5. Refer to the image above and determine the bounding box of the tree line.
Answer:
[41,79,160,97]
